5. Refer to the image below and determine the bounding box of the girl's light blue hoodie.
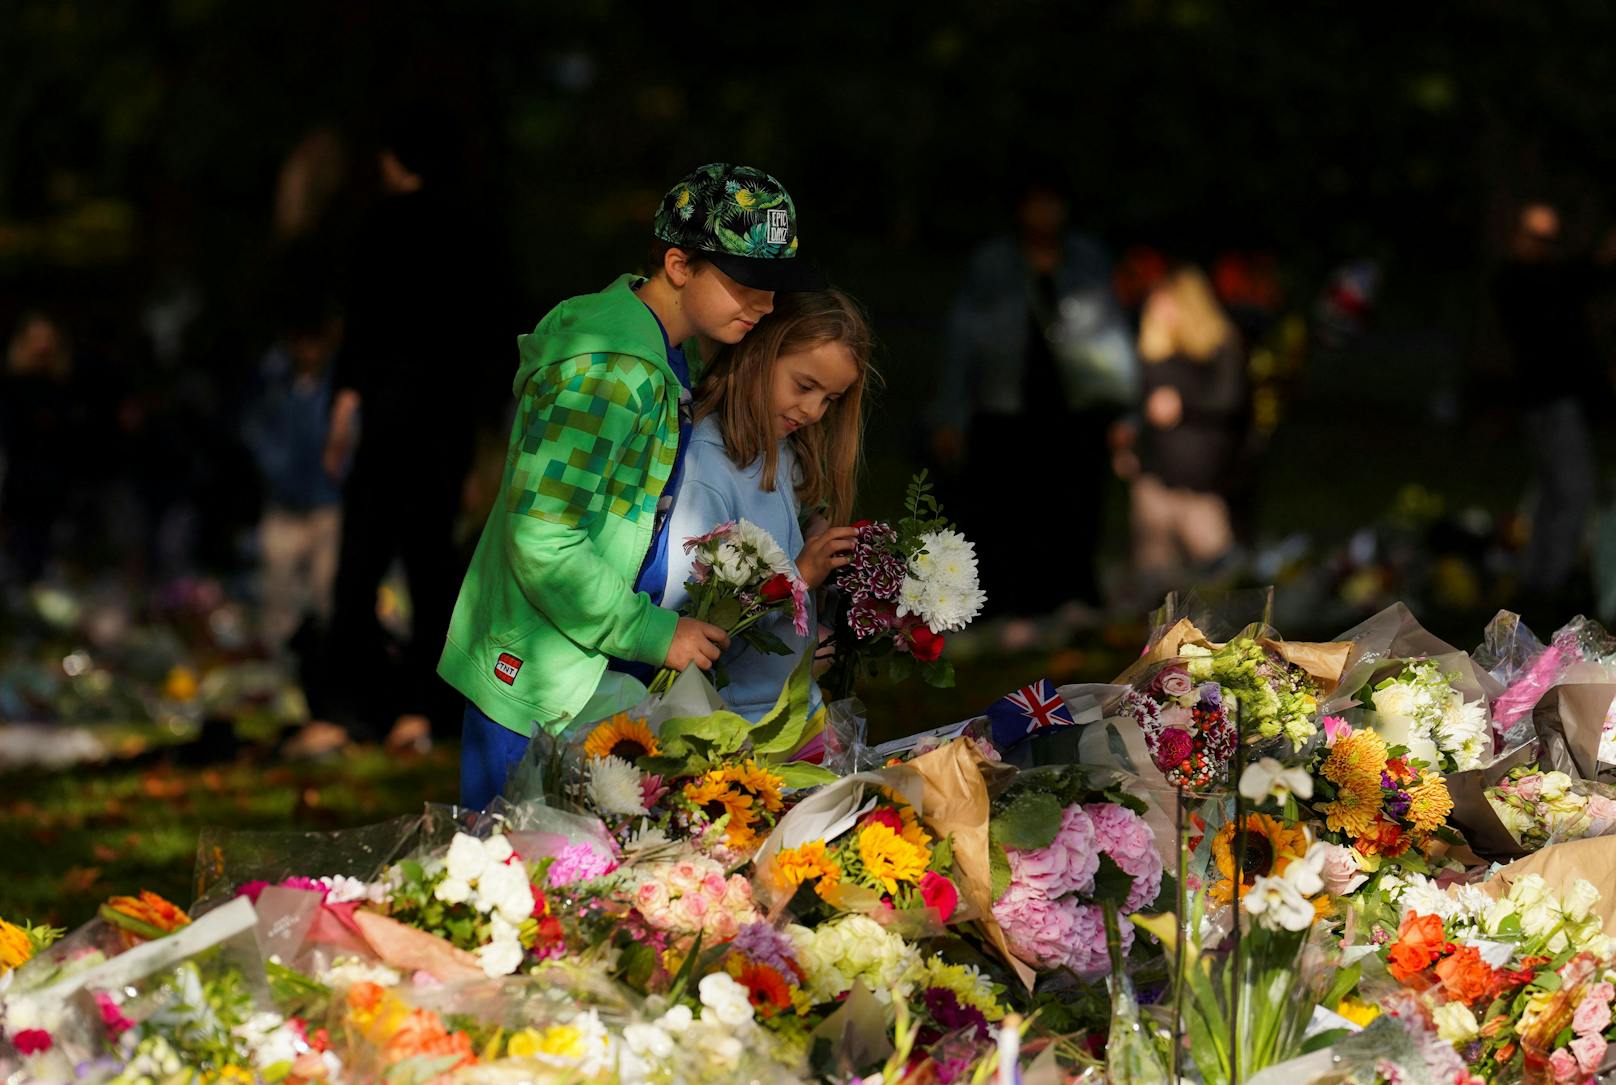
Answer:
[661,416,824,721]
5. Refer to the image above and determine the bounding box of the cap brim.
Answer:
[705,251,827,292]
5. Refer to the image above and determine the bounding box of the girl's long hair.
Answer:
[1138,266,1238,363]
[694,289,875,525]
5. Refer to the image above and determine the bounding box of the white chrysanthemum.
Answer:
[586,755,649,816]
[916,530,979,590]
[711,541,753,586]
[445,832,490,884]
[735,518,791,574]
[1395,873,1459,921]
[624,819,671,851]
[476,937,525,978]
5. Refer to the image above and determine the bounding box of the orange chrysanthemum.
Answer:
[0,921,33,972]
[582,714,660,762]
[857,822,930,894]
[1321,729,1389,791]
[1320,777,1382,839]
[1407,774,1454,835]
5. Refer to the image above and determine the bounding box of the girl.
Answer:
[662,289,875,721]
[1120,265,1248,579]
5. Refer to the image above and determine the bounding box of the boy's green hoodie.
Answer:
[439,274,692,735]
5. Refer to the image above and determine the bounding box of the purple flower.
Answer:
[1384,789,1412,819]
[731,921,801,978]
[923,987,989,1040]
[1197,682,1223,710]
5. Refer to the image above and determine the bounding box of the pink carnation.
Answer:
[93,992,134,1038]
[1155,727,1193,769]
[546,842,619,887]
[1574,991,1613,1037]
[1323,716,1353,747]
[1063,900,1127,974]
[992,883,1079,969]
[1085,802,1163,912]
[1006,805,1098,898]
[1573,1034,1608,1075]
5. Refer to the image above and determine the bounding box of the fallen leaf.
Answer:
[62,866,102,893]
[92,843,119,862]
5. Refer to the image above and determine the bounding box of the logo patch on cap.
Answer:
[494,652,523,686]
[767,208,791,246]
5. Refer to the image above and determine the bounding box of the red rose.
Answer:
[907,623,945,662]
[760,573,794,604]
[860,806,904,832]
[852,519,873,529]
[919,871,959,922]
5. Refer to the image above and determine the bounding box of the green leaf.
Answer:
[708,594,743,631]
[774,761,838,788]
[920,658,955,688]
[1322,961,1362,1009]
[887,654,916,683]
[1090,852,1135,909]
[1495,912,1522,938]
[989,841,1012,902]
[1533,970,1563,993]
[930,834,954,875]
[989,790,1063,851]
[666,931,706,1003]
[741,627,792,658]
[1301,1029,1351,1054]
[661,711,753,759]
[748,647,815,758]
[621,941,657,993]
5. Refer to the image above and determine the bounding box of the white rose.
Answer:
[1565,880,1602,923]
[445,832,490,884]
[475,937,525,978]
[699,973,755,1027]
[1483,898,1519,936]
[1520,899,1562,939]
[434,876,473,905]
[623,1023,674,1060]
[1540,772,1574,803]
[1510,874,1551,910]
[1372,684,1417,726]
[1432,1002,1480,1044]
[659,1005,694,1033]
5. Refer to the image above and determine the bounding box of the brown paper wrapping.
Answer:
[907,738,1037,991]
[1535,684,1616,782]
[350,909,485,984]
[1111,618,1350,698]
[1443,742,1541,861]
[1472,835,1616,937]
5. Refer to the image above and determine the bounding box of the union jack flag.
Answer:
[985,678,1077,750]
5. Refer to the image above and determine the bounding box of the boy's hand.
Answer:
[797,526,859,589]
[666,617,730,673]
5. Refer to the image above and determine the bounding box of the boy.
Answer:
[441,163,825,808]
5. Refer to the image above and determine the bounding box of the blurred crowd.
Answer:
[3,134,1616,753]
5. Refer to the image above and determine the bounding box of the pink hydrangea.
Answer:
[1085,802,1162,912]
[1574,991,1613,1037]
[992,883,1080,969]
[1006,805,1098,898]
[1063,901,1127,974]
[1573,1034,1608,1075]
[546,842,619,887]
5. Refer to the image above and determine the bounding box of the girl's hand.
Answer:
[797,526,859,589]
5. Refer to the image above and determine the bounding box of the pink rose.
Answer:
[1317,843,1368,896]
[1159,670,1194,698]
[1573,1034,1607,1075]
[919,871,959,922]
[1587,794,1616,826]
[1516,775,1544,803]
[1575,993,1613,1037]
[1549,1049,1580,1084]
[1158,704,1193,731]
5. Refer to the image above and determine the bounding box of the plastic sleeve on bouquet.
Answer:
[1533,683,1616,781]
[192,813,427,914]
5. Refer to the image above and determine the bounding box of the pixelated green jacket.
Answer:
[439,274,695,735]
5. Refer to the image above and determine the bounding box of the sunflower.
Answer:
[1407,774,1454,835]
[1320,777,1382,839]
[857,822,931,895]
[898,807,933,851]
[1208,812,1310,905]
[582,714,660,763]
[1321,729,1388,791]
[722,760,784,813]
[682,775,760,848]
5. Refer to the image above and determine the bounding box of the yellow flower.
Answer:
[733,186,756,209]
[582,713,659,762]
[674,186,692,209]
[1320,777,1382,838]
[898,807,932,851]
[723,760,784,813]
[1208,812,1310,905]
[773,840,842,894]
[0,920,33,972]
[683,774,760,848]
[205,1067,256,1085]
[1407,774,1454,834]
[534,1024,587,1060]
[1336,996,1380,1028]
[506,1029,544,1058]
[857,822,930,894]
[1321,729,1388,791]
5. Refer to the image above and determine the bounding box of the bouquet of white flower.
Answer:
[1365,658,1492,772]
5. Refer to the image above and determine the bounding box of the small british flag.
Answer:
[985,678,1077,751]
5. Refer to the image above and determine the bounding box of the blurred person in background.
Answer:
[0,311,82,585]
[289,106,506,758]
[929,160,1136,642]
[241,289,344,654]
[1114,266,1248,589]
[1493,200,1616,618]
